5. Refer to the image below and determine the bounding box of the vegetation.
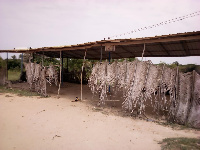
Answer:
[7,55,21,70]
[2,53,199,83]
[159,137,200,150]
[0,86,39,96]
[158,61,199,73]
[8,70,21,81]
[0,56,6,68]
[157,121,198,131]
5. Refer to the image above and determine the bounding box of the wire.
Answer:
[109,11,200,39]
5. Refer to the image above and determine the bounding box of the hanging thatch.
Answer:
[88,59,200,128]
[24,62,58,97]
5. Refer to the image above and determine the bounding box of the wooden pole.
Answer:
[108,52,111,92]
[81,49,87,100]
[42,51,44,67]
[21,53,23,78]
[81,71,83,100]
[58,51,62,95]
[32,52,35,63]
[6,52,8,80]
[67,57,69,73]
[100,45,102,63]
[61,51,64,85]
[141,43,145,61]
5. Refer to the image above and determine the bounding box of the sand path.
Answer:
[0,84,199,150]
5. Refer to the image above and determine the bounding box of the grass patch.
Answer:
[8,70,21,81]
[0,86,39,97]
[156,121,199,131]
[159,137,200,150]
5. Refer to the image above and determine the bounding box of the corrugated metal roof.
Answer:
[0,31,200,59]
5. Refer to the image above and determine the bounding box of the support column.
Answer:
[42,51,44,66]
[32,53,35,62]
[81,49,87,100]
[61,51,64,85]
[108,52,111,92]
[58,51,62,95]
[141,43,145,61]
[67,57,69,73]
[6,52,8,80]
[21,53,23,78]
[100,45,103,63]
[109,52,111,64]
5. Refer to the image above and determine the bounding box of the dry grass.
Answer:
[8,70,21,81]
[159,137,200,150]
[0,86,39,97]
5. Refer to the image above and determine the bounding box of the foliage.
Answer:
[21,53,59,66]
[63,58,93,82]
[7,55,21,71]
[159,137,200,150]
[179,64,196,73]
[158,61,199,73]
[8,70,21,81]
[64,58,84,72]
[0,86,39,96]
[114,58,136,62]
[0,56,6,68]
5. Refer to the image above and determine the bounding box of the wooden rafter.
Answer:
[118,45,136,57]
[180,41,190,55]
[159,43,170,55]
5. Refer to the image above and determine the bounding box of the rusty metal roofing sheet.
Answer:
[0,31,200,59]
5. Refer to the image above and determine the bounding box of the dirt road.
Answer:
[0,91,199,150]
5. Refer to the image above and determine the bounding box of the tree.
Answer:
[11,55,16,60]
[7,55,20,70]
[0,56,6,68]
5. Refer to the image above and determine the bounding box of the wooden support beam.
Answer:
[118,45,136,57]
[6,52,8,80]
[62,52,75,58]
[159,43,170,55]
[144,47,153,56]
[80,51,95,58]
[110,51,122,58]
[57,51,62,96]
[21,53,23,77]
[61,51,64,85]
[88,47,107,60]
[180,41,190,55]
[81,49,87,100]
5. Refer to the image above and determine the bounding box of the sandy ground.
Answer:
[0,83,200,150]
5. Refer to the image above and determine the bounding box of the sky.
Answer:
[0,0,200,64]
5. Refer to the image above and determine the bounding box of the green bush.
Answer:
[0,56,6,68]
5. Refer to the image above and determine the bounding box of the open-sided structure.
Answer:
[1,31,200,128]
[0,31,200,59]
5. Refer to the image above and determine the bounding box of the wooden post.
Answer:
[100,45,102,63]
[32,52,35,63]
[67,57,69,73]
[58,51,62,95]
[141,43,145,61]
[81,49,87,100]
[108,52,111,92]
[81,70,83,100]
[42,51,44,67]
[61,51,64,85]
[21,53,23,77]
[6,52,8,80]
